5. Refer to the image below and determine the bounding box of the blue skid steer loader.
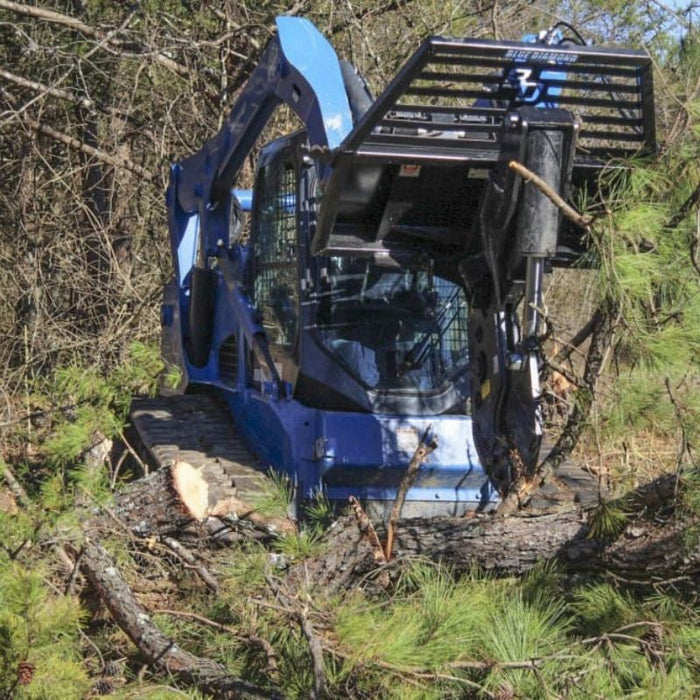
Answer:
[131,18,655,519]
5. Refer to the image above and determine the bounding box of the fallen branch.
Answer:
[298,605,326,700]
[72,540,269,698]
[161,536,219,593]
[349,496,387,567]
[0,459,29,506]
[509,160,593,230]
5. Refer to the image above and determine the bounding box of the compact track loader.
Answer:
[131,18,655,518]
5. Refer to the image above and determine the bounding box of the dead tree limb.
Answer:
[552,309,604,364]
[161,536,219,593]
[296,604,325,700]
[0,68,95,110]
[384,429,437,560]
[73,540,269,699]
[0,460,29,506]
[0,67,143,127]
[21,115,153,180]
[509,160,593,230]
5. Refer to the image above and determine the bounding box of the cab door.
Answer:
[249,142,301,388]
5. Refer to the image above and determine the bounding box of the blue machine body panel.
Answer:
[172,131,497,511]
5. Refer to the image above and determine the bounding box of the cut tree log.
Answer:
[286,473,699,593]
[109,459,294,537]
[110,459,229,536]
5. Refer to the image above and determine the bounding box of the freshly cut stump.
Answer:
[113,459,237,537]
[111,459,295,537]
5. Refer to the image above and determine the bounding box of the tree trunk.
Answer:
[288,473,699,592]
[110,459,232,536]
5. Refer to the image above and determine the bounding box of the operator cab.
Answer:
[247,133,473,417]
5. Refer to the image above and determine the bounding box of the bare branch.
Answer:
[509,160,593,230]
[384,428,437,560]
[0,68,94,110]
[22,114,154,180]
[0,67,142,125]
[161,536,219,593]
[0,0,204,84]
[553,310,604,364]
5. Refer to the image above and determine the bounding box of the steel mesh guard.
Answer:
[343,36,655,167]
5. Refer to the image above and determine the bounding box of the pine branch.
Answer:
[265,575,326,699]
[153,609,280,681]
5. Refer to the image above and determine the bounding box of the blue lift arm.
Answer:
[168,17,354,265]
